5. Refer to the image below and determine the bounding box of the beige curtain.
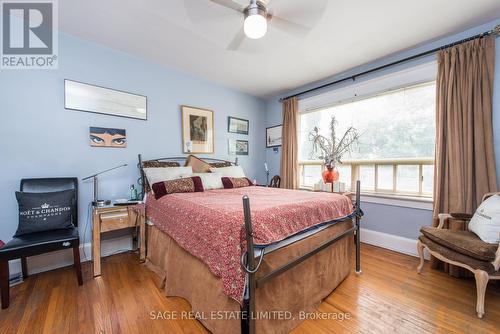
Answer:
[280,97,299,189]
[432,36,498,276]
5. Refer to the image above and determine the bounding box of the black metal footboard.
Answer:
[240,180,362,334]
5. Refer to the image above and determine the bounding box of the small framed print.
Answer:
[89,127,126,148]
[229,139,249,155]
[182,105,214,154]
[228,116,249,135]
[266,125,282,148]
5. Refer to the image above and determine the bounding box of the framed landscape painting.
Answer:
[228,116,249,135]
[182,105,214,154]
[229,139,249,155]
[266,125,282,148]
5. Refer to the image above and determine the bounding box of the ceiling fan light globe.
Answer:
[244,14,267,39]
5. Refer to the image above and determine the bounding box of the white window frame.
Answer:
[299,158,434,198]
[297,61,437,200]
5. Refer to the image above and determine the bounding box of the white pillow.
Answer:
[209,165,245,178]
[183,173,223,190]
[144,167,193,186]
[468,194,500,244]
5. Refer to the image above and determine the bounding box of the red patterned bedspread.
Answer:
[146,186,353,303]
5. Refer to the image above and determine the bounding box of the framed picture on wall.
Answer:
[266,125,282,148]
[227,116,249,135]
[229,139,249,155]
[65,80,147,120]
[182,105,214,154]
[89,127,127,148]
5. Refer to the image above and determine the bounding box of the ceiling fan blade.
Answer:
[226,28,246,50]
[209,0,245,13]
[270,15,311,37]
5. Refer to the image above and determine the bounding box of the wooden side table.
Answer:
[92,203,146,277]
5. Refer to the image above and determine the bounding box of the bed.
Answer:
[138,155,362,334]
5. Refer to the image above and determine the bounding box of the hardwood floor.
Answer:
[1,244,499,334]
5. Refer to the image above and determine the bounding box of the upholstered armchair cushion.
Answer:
[420,226,497,262]
[419,236,498,274]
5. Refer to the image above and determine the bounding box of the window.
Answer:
[299,81,436,198]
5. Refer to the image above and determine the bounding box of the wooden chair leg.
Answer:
[474,270,489,318]
[0,260,9,309]
[417,240,425,273]
[21,257,28,279]
[73,245,83,286]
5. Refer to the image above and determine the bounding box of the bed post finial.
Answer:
[138,154,145,199]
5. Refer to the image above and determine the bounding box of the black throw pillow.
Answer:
[15,189,75,237]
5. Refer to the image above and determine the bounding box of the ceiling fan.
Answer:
[208,0,311,50]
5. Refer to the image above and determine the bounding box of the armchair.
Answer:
[417,192,500,318]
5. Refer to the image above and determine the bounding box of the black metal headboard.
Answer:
[137,154,238,198]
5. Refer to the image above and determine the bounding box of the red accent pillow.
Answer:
[221,177,253,189]
[152,176,204,199]
[0,240,4,248]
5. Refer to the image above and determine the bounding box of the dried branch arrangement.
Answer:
[308,116,360,167]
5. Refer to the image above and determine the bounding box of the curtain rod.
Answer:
[279,24,500,102]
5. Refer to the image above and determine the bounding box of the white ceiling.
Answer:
[59,0,500,98]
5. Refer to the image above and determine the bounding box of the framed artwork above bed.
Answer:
[181,105,214,154]
[228,116,249,135]
[228,139,249,155]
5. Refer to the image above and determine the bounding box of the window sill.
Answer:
[299,187,433,210]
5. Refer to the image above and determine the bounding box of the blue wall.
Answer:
[1,19,499,245]
[0,33,266,243]
[265,19,500,240]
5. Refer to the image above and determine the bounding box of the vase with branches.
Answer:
[308,116,360,183]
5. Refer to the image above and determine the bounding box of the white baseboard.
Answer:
[8,236,132,278]
[360,228,430,260]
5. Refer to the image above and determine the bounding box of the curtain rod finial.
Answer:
[493,25,500,36]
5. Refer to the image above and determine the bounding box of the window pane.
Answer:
[396,165,419,193]
[422,165,434,194]
[299,82,436,161]
[301,165,322,187]
[298,81,435,197]
[377,165,393,190]
[359,165,375,191]
[337,164,351,190]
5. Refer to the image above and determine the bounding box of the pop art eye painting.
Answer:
[89,127,127,148]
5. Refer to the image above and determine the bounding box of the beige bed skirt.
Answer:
[146,220,353,334]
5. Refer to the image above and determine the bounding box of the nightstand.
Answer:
[92,203,145,277]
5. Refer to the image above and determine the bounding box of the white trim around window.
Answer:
[298,60,437,113]
[299,158,434,200]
